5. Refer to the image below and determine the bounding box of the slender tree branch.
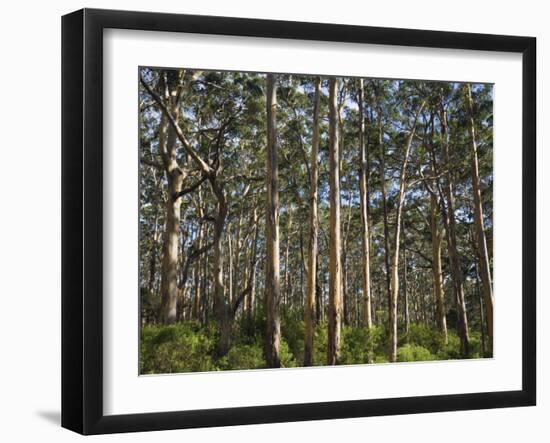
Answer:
[173,174,208,200]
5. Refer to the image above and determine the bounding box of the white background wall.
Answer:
[0,0,546,441]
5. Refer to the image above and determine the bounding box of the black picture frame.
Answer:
[62,8,536,435]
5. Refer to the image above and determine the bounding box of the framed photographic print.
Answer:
[61,8,536,435]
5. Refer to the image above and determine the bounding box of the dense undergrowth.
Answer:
[140,314,491,374]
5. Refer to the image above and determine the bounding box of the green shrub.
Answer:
[218,343,265,370]
[403,323,446,354]
[140,323,216,374]
[373,355,389,364]
[397,344,436,362]
[437,331,462,360]
[367,325,387,359]
[280,339,297,368]
[340,326,369,365]
[281,317,305,366]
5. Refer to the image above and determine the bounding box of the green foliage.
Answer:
[280,339,297,368]
[437,330,462,360]
[281,315,305,366]
[397,344,436,362]
[140,319,492,373]
[340,325,385,364]
[313,322,329,366]
[403,323,447,355]
[340,326,370,364]
[218,344,265,370]
[140,322,216,374]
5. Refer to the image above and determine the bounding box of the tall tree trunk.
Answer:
[283,212,293,314]
[403,245,410,335]
[304,77,321,367]
[430,192,448,342]
[191,224,204,320]
[438,104,470,356]
[233,205,245,309]
[212,182,230,356]
[194,189,205,321]
[148,214,159,295]
[327,78,343,366]
[159,107,185,324]
[227,224,233,307]
[200,230,210,324]
[388,103,423,362]
[246,208,259,318]
[342,189,353,326]
[465,83,494,340]
[358,79,373,329]
[265,74,281,368]
[474,258,487,355]
[378,116,392,312]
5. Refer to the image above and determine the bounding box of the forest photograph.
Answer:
[138,66,494,374]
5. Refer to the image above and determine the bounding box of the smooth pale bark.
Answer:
[192,244,201,320]
[246,208,259,318]
[358,79,373,329]
[475,261,487,354]
[265,74,281,368]
[158,92,185,324]
[304,77,321,367]
[327,78,343,366]
[403,243,410,335]
[192,190,204,319]
[430,192,448,342]
[227,225,233,306]
[465,83,494,339]
[388,102,424,363]
[283,212,293,313]
[148,214,159,295]
[159,182,183,324]
[378,113,392,308]
[342,190,353,326]
[232,202,245,308]
[211,181,230,356]
[201,236,209,324]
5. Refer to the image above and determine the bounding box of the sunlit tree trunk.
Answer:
[212,181,230,355]
[377,112,392,311]
[403,244,410,335]
[246,208,259,318]
[430,192,448,342]
[227,224,233,307]
[475,260,487,355]
[283,212,293,314]
[148,214,159,295]
[304,77,321,367]
[357,79,373,329]
[265,73,281,368]
[465,83,494,339]
[327,78,343,366]
[159,101,185,324]
[192,223,204,319]
[388,102,423,362]
[233,205,244,308]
